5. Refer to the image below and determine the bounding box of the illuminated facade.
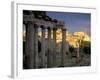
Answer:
[23,30,90,48]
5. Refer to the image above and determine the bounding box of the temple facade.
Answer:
[23,10,67,69]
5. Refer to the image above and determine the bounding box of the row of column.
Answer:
[24,23,66,69]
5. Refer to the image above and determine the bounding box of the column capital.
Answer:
[62,28,67,31]
[47,27,52,30]
[34,24,39,28]
[40,25,46,29]
[53,28,57,30]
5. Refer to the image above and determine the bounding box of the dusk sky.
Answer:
[47,11,91,35]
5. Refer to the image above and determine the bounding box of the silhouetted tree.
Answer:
[80,41,91,54]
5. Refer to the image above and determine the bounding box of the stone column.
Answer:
[53,28,57,67]
[34,24,39,68]
[41,26,46,68]
[76,41,80,63]
[66,31,69,54]
[76,47,80,63]
[47,27,52,68]
[61,28,66,67]
[25,23,34,69]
